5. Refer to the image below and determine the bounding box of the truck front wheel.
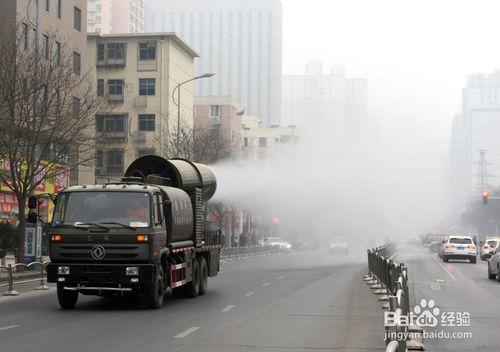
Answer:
[198,257,208,296]
[185,259,200,298]
[145,265,165,309]
[57,284,78,310]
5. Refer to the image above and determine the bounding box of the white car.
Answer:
[440,235,477,264]
[266,237,292,251]
[481,238,500,261]
[329,237,349,254]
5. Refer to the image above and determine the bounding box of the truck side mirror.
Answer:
[28,195,38,210]
[27,210,38,224]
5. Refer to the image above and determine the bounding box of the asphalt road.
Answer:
[397,242,500,352]
[0,250,385,352]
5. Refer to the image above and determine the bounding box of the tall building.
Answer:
[450,71,500,218]
[146,0,283,127]
[86,33,198,180]
[87,0,145,34]
[282,61,367,131]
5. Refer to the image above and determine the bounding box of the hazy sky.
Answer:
[282,0,500,157]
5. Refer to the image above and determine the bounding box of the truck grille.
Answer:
[52,244,148,262]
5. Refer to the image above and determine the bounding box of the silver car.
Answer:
[488,248,500,280]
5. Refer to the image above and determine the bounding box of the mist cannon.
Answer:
[124,155,217,202]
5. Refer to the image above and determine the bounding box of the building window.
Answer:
[95,16,102,24]
[95,150,103,168]
[210,105,221,117]
[57,0,62,19]
[139,42,156,60]
[108,80,124,96]
[73,52,81,75]
[96,115,125,133]
[259,137,267,147]
[139,78,155,96]
[97,43,105,62]
[137,149,155,158]
[55,41,61,65]
[43,35,49,59]
[106,150,124,174]
[21,23,28,50]
[45,0,50,12]
[97,79,104,96]
[72,97,80,119]
[244,137,248,147]
[74,7,82,31]
[210,128,220,144]
[107,43,125,60]
[138,114,155,131]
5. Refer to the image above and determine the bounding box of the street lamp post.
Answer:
[172,73,215,156]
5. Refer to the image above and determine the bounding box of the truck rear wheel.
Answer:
[185,259,200,298]
[199,257,208,296]
[145,265,165,309]
[57,284,78,310]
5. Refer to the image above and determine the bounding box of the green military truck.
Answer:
[28,156,221,309]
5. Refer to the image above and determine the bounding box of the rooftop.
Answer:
[88,32,199,58]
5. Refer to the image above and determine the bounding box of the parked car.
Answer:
[328,237,349,255]
[440,235,477,263]
[480,237,500,261]
[265,237,292,252]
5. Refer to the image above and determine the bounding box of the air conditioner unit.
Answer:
[133,131,147,143]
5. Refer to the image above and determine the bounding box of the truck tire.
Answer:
[185,259,200,298]
[470,256,477,264]
[57,284,78,310]
[145,265,165,309]
[198,257,208,296]
[443,256,449,262]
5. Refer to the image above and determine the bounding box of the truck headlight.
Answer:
[58,266,70,275]
[126,267,139,276]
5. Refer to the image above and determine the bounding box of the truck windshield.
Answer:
[52,191,151,228]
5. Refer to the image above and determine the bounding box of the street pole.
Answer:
[172,73,215,157]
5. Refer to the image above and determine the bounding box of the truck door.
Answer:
[153,193,167,247]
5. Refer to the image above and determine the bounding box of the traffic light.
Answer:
[483,191,489,205]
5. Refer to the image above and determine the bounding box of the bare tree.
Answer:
[0,27,102,261]
[158,121,238,164]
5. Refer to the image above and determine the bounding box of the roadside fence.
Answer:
[0,261,50,296]
[221,245,283,261]
[365,244,425,352]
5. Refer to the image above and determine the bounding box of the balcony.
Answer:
[210,116,221,125]
[108,94,124,102]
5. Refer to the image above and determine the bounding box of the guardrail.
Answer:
[365,244,424,352]
[0,261,50,296]
[221,245,283,261]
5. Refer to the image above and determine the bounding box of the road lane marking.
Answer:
[174,326,200,338]
[221,305,235,312]
[432,255,457,282]
[0,325,19,332]
[245,291,255,297]
[276,276,284,280]
[261,282,270,287]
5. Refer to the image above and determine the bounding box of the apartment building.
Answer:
[193,96,242,160]
[87,33,198,180]
[241,116,298,160]
[0,0,92,187]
